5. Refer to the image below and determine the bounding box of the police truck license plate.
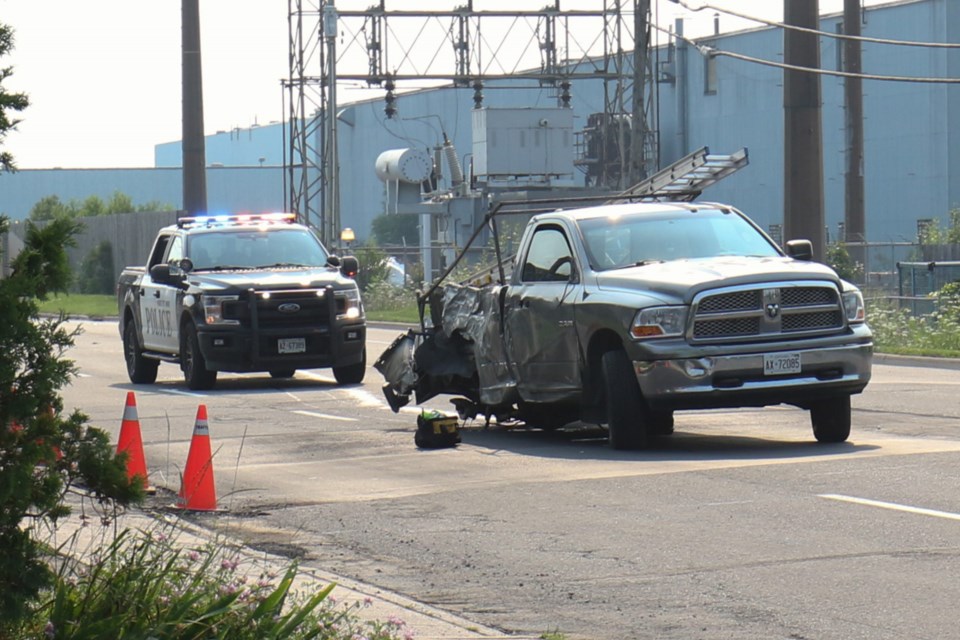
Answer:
[763,352,801,375]
[278,337,306,354]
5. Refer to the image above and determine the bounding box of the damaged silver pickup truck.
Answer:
[376,200,873,449]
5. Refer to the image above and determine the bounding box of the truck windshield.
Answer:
[579,208,781,271]
[187,228,330,270]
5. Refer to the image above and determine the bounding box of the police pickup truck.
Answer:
[117,213,366,390]
[377,201,873,449]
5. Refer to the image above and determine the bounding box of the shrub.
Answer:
[16,528,412,640]
[0,216,141,631]
[75,240,114,295]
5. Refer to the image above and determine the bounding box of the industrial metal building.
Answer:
[2,0,958,253]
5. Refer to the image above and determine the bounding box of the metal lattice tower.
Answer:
[285,0,658,241]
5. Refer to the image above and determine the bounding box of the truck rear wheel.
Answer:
[181,322,217,390]
[810,395,851,443]
[333,348,366,385]
[601,350,650,450]
[123,320,159,384]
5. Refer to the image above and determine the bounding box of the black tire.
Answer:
[181,322,217,390]
[810,395,852,443]
[333,348,366,385]
[601,350,650,450]
[650,410,674,436]
[123,320,159,384]
[269,369,296,379]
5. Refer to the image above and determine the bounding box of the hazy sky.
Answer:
[2,0,881,169]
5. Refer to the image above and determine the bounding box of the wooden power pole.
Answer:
[844,0,866,253]
[783,0,825,261]
[182,0,207,216]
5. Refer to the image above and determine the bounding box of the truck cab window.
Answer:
[147,235,172,269]
[521,227,574,283]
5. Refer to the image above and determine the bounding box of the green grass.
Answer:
[366,306,420,324]
[36,293,116,318]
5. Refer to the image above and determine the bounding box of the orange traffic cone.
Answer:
[177,404,217,511]
[116,392,149,489]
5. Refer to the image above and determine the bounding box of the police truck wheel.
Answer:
[333,348,366,385]
[181,322,217,390]
[810,395,851,443]
[123,321,158,384]
[601,349,650,450]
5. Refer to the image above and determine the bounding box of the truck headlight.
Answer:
[202,294,240,325]
[631,306,688,339]
[335,289,364,320]
[842,288,866,324]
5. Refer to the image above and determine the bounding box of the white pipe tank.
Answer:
[375,148,432,184]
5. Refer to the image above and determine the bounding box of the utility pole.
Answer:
[182,0,207,216]
[783,0,825,261]
[844,0,866,260]
[322,1,340,245]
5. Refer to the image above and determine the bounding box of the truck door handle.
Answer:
[152,291,161,298]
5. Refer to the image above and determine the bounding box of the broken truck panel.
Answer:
[376,199,873,449]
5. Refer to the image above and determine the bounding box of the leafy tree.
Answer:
[826,242,864,283]
[353,244,391,293]
[76,239,115,294]
[0,24,29,173]
[918,208,960,245]
[0,215,142,630]
[371,213,419,246]
[29,191,174,221]
[27,195,71,221]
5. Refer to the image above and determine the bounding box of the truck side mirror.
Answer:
[785,239,813,261]
[149,263,186,286]
[340,256,359,279]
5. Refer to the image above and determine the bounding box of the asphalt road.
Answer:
[63,320,960,639]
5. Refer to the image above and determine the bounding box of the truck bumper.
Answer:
[633,341,873,411]
[197,322,365,373]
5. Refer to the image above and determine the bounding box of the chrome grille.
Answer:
[691,283,844,343]
[696,290,761,314]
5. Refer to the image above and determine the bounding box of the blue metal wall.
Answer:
[3,0,956,246]
[0,166,284,221]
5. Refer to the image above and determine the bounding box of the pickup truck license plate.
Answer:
[278,337,306,354]
[763,351,801,376]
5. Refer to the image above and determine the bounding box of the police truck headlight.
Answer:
[842,288,866,324]
[335,289,363,320]
[202,295,240,325]
[631,306,688,339]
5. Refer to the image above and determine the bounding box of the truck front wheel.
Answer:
[601,350,651,450]
[333,348,366,385]
[123,321,159,384]
[181,322,218,390]
[810,395,851,443]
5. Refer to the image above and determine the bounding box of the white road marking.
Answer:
[819,493,960,522]
[293,410,358,422]
[157,389,208,398]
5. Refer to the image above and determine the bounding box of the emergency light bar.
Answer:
[177,212,297,228]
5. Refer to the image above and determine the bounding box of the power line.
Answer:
[669,0,960,49]
[653,22,960,84]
